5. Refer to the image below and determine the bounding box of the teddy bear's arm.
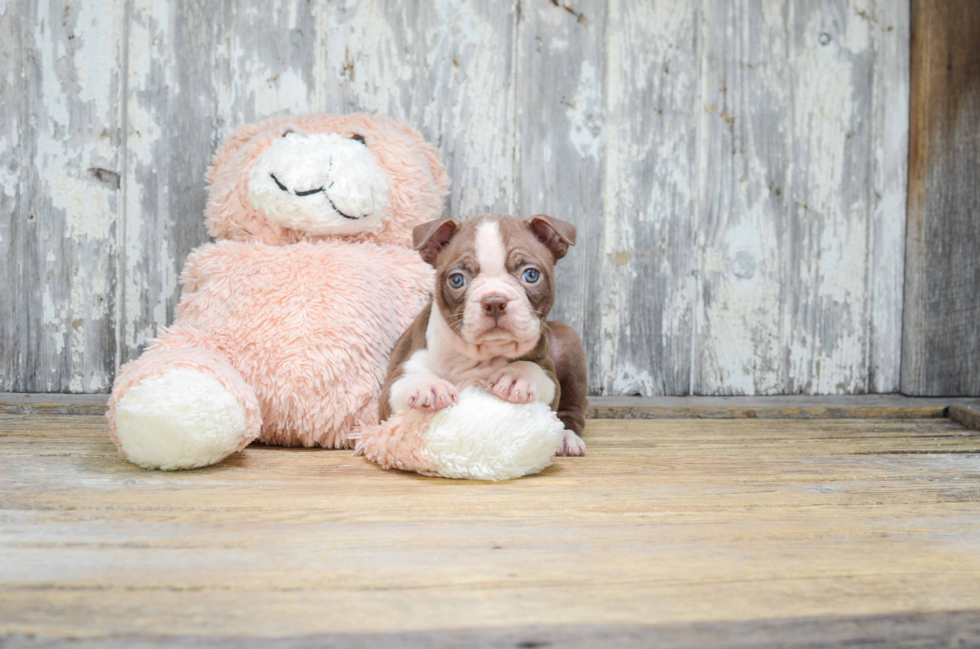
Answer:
[176,241,226,296]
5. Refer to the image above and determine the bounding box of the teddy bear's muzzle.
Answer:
[247,131,390,235]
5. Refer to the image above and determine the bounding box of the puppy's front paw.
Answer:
[407,379,458,411]
[557,431,586,457]
[488,369,537,404]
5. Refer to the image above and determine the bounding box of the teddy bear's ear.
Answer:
[526,214,577,261]
[205,117,284,185]
[413,218,459,265]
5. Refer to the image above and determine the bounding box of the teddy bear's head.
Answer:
[205,114,450,246]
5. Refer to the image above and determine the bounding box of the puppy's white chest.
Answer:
[432,350,509,385]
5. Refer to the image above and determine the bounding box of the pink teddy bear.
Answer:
[107,114,448,470]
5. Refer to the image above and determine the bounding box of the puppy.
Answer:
[379,213,587,456]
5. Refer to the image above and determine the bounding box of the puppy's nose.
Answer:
[482,295,508,320]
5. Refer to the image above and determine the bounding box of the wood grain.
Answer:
[2,413,979,643]
[313,0,520,220]
[593,0,698,396]
[902,0,980,396]
[696,0,907,396]
[517,0,605,385]
[948,405,980,432]
[868,1,911,393]
[0,393,109,416]
[1,1,124,392]
[4,611,980,648]
[1,1,916,396]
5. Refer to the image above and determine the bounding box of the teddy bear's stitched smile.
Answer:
[268,172,363,220]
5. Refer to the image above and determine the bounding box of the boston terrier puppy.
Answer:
[379,213,588,456]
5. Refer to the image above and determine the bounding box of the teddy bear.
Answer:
[106,113,449,470]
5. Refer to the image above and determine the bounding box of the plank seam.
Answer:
[114,0,132,382]
[4,394,979,420]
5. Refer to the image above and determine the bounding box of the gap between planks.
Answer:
[2,612,980,649]
[1,393,979,428]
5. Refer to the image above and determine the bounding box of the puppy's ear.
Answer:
[413,218,460,265]
[526,214,577,261]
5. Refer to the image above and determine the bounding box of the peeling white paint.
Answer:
[612,363,657,396]
[311,0,518,217]
[21,0,122,391]
[694,0,891,396]
[598,0,698,395]
[598,0,633,393]
[0,163,16,200]
[867,2,909,393]
[51,170,115,240]
[312,0,415,116]
[214,26,311,132]
[73,1,120,118]
[43,289,66,356]
[121,0,174,358]
[4,0,911,395]
[565,60,603,160]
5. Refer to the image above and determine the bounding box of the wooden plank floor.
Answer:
[2,409,980,647]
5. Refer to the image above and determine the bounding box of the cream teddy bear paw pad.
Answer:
[114,369,248,471]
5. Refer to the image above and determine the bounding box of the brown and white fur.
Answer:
[379,213,588,456]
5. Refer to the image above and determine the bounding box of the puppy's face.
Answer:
[414,214,576,350]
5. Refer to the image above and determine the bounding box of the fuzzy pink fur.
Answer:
[168,240,432,447]
[351,410,437,476]
[107,114,446,457]
[205,113,449,247]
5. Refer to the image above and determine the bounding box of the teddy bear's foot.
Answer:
[114,369,247,470]
[108,348,262,470]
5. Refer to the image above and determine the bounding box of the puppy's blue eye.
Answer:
[522,268,540,283]
[449,273,466,289]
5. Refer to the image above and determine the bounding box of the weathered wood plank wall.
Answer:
[1,0,916,396]
[698,0,909,396]
[1,0,125,393]
[902,0,980,396]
